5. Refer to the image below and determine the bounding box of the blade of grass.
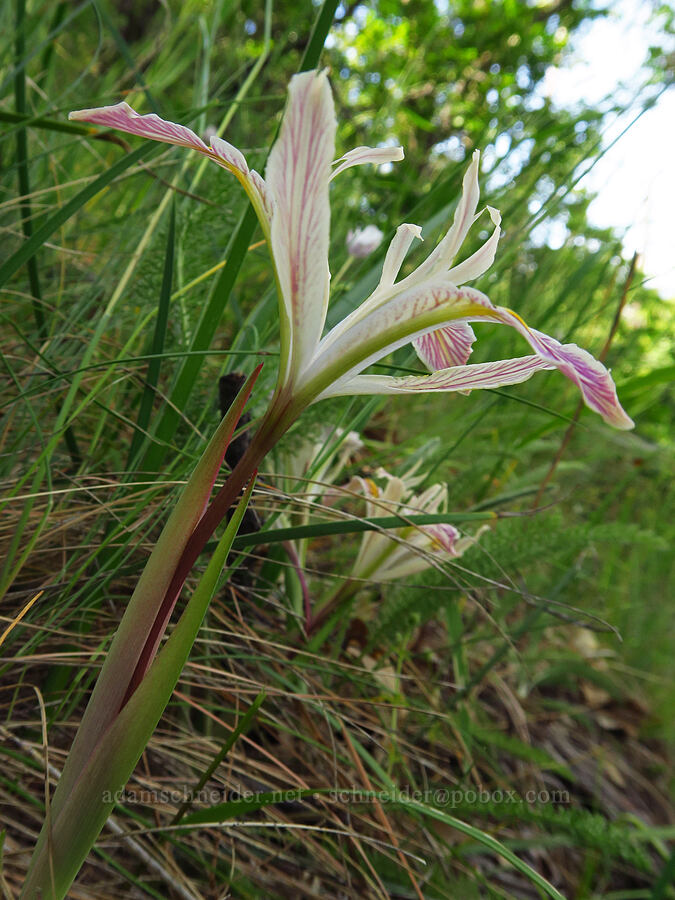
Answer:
[230,510,497,550]
[13,0,81,465]
[0,142,157,290]
[14,0,44,337]
[394,798,566,900]
[177,783,564,900]
[0,351,54,601]
[127,198,176,469]
[171,689,266,825]
[299,0,340,71]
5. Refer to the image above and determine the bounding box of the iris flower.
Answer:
[70,69,633,431]
[274,427,364,506]
[346,225,385,258]
[346,471,484,582]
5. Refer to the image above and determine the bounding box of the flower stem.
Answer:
[307,577,360,635]
[123,400,295,704]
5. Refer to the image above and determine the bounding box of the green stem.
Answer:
[308,577,360,635]
[124,394,301,702]
[308,530,399,634]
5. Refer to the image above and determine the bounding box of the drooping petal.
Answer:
[554,341,634,429]
[68,102,270,224]
[265,70,337,381]
[331,145,404,180]
[321,282,633,428]
[319,355,553,399]
[413,322,477,369]
[69,101,209,151]
[445,206,501,284]
[489,308,635,429]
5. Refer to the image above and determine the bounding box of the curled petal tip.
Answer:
[491,309,635,431]
[607,408,635,430]
[331,144,405,180]
[404,223,424,241]
[486,205,501,226]
[533,335,635,430]
[69,101,132,122]
[65,101,209,152]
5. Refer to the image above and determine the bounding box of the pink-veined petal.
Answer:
[68,101,270,221]
[311,280,633,430]
[446,205,501,284]
[424,292,635,429]
[331,145,404,180]
[309,282,491,392]
[413,322,477,369]
[209,134,250,178]
[265,70,337,379]
[554,341,633,429]
[422,523,461,556]
[456,300,634,430]
[490,309,635,429]
[69,101,209,151]
[320,355,552,399]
